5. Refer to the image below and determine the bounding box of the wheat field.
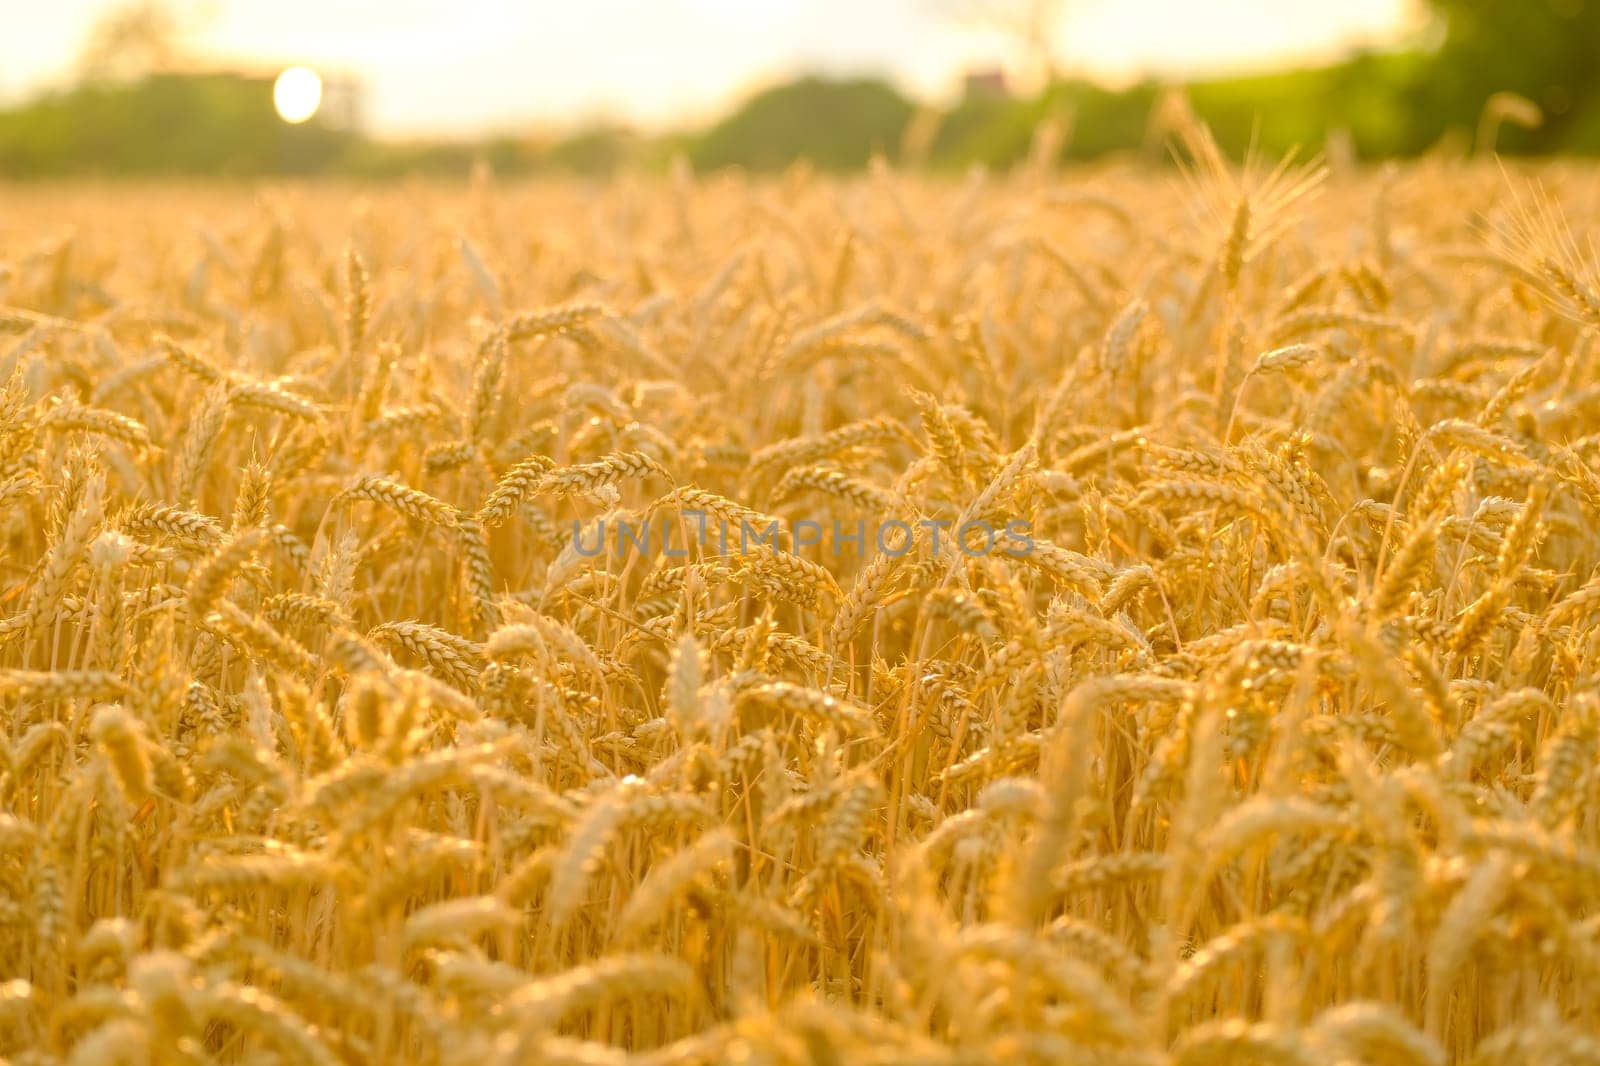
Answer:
[3,137,1600,1064]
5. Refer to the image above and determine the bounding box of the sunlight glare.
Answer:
[273,66,323,124]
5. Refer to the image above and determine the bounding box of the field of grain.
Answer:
[3,140,1600,1064]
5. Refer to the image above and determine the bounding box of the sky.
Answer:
[1,0,1426,136]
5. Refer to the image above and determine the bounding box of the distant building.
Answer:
[316,73,364,131]
[964,68,1010,101]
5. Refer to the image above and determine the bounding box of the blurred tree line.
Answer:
[689,0,1600,174]
[3,0,1600,178]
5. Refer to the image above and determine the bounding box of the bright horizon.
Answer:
[3,0,1428,136]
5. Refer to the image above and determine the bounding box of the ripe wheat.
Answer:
[1,136,1599,1064]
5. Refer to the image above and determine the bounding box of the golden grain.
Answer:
[1,149,1597,1063]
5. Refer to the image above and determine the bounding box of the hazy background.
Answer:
[0,0,1591,176]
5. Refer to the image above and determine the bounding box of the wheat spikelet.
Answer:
[210,602,320,677]
[21,465,103,631]
[156,333,226,384]
[369,621,482,690]
[655,486,788,547]
[539,451,667,497]
[502,302,607,343]
[827,543,906,650]
[0,669,126,701]
[748,415,909,486]
[403,896,519,950]
[200,981,341,1066]
[119,499,222,547]
[772,464,894,512]
[185,527,266,615]
[740,681,875,735]
[41,401,152,449]
[167,383,231,505]
[505,952,694,1031]
[337,474,461,528]
[1101,298,1149,377]
[478,453,557,527]
[88,705,153,801]
[344,246,370,357]
[1253,343,1321,375]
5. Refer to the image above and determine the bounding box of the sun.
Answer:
[273,67,323,124]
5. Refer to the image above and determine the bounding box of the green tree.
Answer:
[76,1,188,82]
[1426,0,1600,149]
[689,77,914,172]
